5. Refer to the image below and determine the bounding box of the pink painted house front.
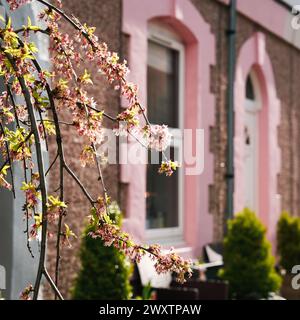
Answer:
[119,0,300,258]
[121,0,215,258]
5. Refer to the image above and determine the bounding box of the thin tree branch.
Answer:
[43,268,64,300]
[14,27,50,35]
[45,152,58,176]
[63,162,95,205]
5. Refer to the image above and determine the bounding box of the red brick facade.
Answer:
[44,0,122,299]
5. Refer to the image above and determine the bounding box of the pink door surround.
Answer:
[234,32,281,249]
[122,0,215,257]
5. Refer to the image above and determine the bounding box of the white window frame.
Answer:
[146,23,185,244]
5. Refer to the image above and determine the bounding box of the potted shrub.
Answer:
[220,208,281,299]
[72,202,132,300]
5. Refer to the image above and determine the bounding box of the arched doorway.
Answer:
[234,32,281,246]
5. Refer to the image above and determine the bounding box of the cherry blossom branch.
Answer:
[0,118,15,197]
[1,0,190,301]
[28,48,96,296]
[7,88,35,257]
[29,51,66,296]
[0,130,34,173]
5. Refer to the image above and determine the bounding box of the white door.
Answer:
[244,99,259,212]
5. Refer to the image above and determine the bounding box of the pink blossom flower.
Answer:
[16,105,28,121]
[7,0,32,11]
[80,146,95,167]
[121,82,138,103]
[147,125,171,152]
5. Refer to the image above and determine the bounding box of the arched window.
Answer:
[246,74,255,100]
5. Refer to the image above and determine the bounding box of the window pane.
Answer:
[146,149,179,229]
[146,40,181,231]
[246,75,255,100]
[147,41,179,128]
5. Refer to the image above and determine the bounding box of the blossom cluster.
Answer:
[7,0,32,11]
[4,127,32,162]
[90,222,192,283]
[7,0,173,165]
[80,145,95,167]
[37,3,171,154]
[19,175,71,240]
[46,195,67,223]
[0,92,14,124]
[146,124,171,152]
[21,181,41,209]
[88,199,192,283]
[29,213,42,240]
[19,174,40,239]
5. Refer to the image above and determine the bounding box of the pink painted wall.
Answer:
[122,0,215,257]
[234,32,281,250]
[217,0,300,50]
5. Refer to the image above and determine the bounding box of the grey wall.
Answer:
[0,0,49,300]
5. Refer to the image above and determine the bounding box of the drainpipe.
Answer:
[225,0,237,227]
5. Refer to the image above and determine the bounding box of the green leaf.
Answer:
[47,195,67,209]
[65,223,76,238]
[0,165,10,176]
[27,16,32,28]
[6,17,11,29]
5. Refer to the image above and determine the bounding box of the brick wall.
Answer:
[44,0,122,299]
